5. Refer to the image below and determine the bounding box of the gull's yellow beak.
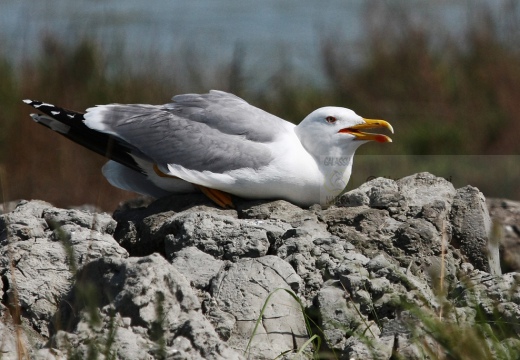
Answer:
[339,118,394,143]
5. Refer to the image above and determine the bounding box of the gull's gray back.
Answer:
[84,90,291,173]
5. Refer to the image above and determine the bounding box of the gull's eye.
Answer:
[325,116,337,124]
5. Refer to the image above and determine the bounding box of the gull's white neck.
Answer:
[296,126,359,205]
[314,149,356,205]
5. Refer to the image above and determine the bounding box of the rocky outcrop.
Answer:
[0,173,519,359]
[487,198,520,273]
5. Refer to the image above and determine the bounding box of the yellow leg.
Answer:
[197,185,235,209]
[153,164,234,208]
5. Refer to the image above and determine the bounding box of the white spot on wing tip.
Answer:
[23,99,33,104]
[51,111,60,116]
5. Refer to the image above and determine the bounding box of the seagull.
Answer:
[24,90,393,208]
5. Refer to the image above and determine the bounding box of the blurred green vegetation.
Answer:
[1,3,519,209]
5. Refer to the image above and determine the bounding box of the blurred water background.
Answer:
[1,0,519,209]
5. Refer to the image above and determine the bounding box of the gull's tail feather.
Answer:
[23,100,141,174]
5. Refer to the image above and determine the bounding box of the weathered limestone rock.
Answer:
[0,173,517,359]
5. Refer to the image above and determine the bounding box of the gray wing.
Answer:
[84,90,292,173]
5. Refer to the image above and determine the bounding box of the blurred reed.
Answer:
[1,2,519,210]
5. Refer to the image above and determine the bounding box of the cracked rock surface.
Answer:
[1,173,519,359]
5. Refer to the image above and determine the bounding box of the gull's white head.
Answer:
[295,107,393,157]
